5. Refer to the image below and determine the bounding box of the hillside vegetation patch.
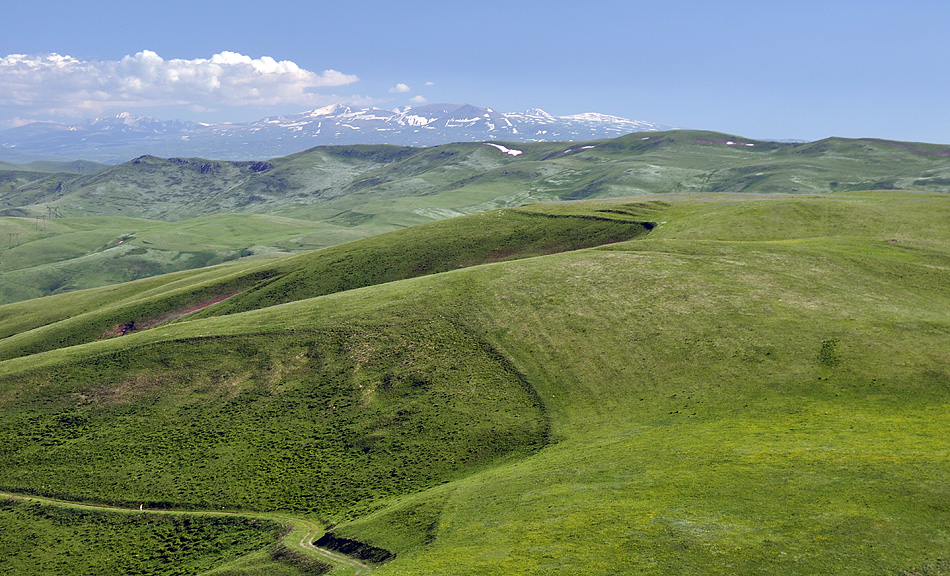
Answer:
[0,191,947,574]
[0,499,284,576]
[0,320,548,519]
[4,131,950,305]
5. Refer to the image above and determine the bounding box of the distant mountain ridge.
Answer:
[0,104,673,164]
[3,128,950,304]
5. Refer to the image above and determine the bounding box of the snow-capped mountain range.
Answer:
[0,104,673,164]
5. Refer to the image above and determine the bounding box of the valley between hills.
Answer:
[0,131,948,575]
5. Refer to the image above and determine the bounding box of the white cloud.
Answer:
[389,83,411,93]
[0,50,360,118]
[410,95,428,104]
[424,81,435,86]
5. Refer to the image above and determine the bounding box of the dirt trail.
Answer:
[102,292,240,338]
[294,517,372,575]
[0,490,372,574]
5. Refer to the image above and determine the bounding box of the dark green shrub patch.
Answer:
[0,499,281,576]
[0,319,547,520]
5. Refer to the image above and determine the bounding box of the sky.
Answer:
[2,0,949,143]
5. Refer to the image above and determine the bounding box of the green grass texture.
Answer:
[0,498,298,576]
[0,191,947,574]
[3,130,950,305]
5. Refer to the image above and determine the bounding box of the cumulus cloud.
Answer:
[410,95,428,104]
[0,50,360,118]
[389,83,411,93]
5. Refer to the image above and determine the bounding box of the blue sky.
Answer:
[2,0,949,143]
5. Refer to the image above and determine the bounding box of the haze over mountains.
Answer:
[0,103,673,164]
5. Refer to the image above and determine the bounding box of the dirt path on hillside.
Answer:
[102,292,241,338]
[0,490,372,575]
[294,517,372,575]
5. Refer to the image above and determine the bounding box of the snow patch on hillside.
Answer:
[485,143,523,157]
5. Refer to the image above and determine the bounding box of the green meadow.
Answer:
[3,130,950,305]
[0,499,293,576]
[0,188,947,574]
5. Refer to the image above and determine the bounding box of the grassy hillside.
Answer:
[0,499,293,576]
[0,206,650,360]
[2,131,950,306]
[6,132,950,224]
[0,191,948,574]
[0,213,355,304]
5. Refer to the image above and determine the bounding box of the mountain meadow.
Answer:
[3,130,950,305]
[0,131,948,575]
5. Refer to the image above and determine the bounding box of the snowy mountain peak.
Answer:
[308,104,350,117]
[522,108,557,120]
[88,112,155,126]
[84,113,201,132]
[565,112,627,123]
[0,103,673,163]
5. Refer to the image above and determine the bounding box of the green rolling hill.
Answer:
[0,190,948,575]
[2,130,950,306]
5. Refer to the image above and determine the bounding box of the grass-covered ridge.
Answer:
[3,130,950,305]
[0,205,651,361]
[0,320,548,517]
[6,132,950,225]
[0,191,948,574]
